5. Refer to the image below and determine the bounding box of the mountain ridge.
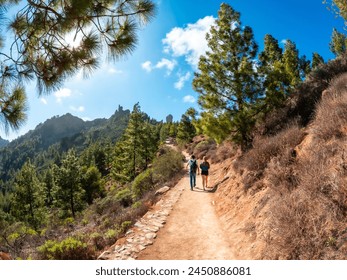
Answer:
[0,137,8,148]
[0,105,130,182]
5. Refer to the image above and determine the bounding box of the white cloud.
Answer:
[183,95,196,103]
[70,105,85,112]
[141,59,177,74]
[155,58,177,74]
[281,39,288,45]
[40,98,48,105]
[54,88,72,103]
[162,16,216,67]
[108,67,123,74]
[175,72,191,90]
[142,61,153,72]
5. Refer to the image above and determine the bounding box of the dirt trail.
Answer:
[138,156,235,260]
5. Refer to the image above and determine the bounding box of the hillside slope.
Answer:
[213,73,347,259]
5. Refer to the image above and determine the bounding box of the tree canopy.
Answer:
[0,0,155,134]
[192,3,320,150]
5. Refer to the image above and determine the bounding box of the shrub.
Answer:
[211,141,238,163]
[115,188,133,207]
[312,74,347,141]
[193,138,217,159]
[132,169,154,199]
[38,237,94,260]
[152,149,183,183]
[131,201,142,209]
[89,232,106,250]
[265,150,299,193]
[237,124,304,173]
[105,229,118,243]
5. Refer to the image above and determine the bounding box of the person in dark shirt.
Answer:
[199,156,210,191]
[186,155,199,190]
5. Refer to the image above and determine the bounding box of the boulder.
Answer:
[155,186,170,195]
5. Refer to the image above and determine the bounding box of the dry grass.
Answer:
[211,141,239,164]
[312,74,347,141]
[261,73,347,259]
[238,124,304,172]
[234,124,304,192]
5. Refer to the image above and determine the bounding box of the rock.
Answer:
[98,251,111,260]
[134,222,145,228]
[144,239,154,246]
[125,229,134,235]
[147,225,160,232]
[155,186,170,195]
[139,245,146,251]
[150,221,164,228]
[145,233,157,239]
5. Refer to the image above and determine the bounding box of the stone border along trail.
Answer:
[98,183,185,260]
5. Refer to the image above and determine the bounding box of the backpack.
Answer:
[190,159,198,173]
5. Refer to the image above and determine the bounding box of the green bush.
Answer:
[115,188,133,207]
[152,149,183,183]
[38,237,94,260]
[132,169,154,199]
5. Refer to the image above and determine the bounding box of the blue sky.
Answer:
[3,0,345,140]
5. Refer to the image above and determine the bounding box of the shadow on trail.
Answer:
[207,176,230,193]
[187,176,230,193]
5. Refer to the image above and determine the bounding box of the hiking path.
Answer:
[98,151,234,260]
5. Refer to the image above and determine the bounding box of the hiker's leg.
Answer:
[193,173,196,187]
[206,175,208,188]
[189,173,193,189]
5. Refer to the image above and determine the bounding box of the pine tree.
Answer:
[258,34,287,111]
[140,121,159,169]
[0,84,27,135]
[80,165,104,205]
[324,1,347,23]
[311,52,325,69]
[53,149,85,218]
[193,3,260,150]
[125,103,146,179]
[43,167,55,207]
[258,35,309,113]
[112,103,156,181]
[282,40,301,87]
[11,161,45,229]
[159,123,169,143]
[329,28,347,57]
[176,113,196,145]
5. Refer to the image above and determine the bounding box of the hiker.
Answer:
[200,156,210,191]
[186,155,199,190]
